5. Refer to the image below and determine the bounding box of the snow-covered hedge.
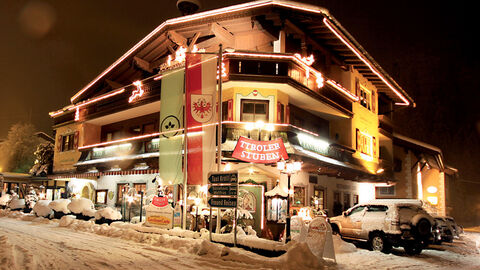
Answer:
[82,208,97,218]
[94,207,122,221]
[0,194,12,206]
[33,200,52,217]
[9,198,25,210]
[49,199,71,214]
[68,198,94,214]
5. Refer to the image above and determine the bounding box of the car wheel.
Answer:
[404,242,423,255]
[370,232,391,253]
[415,219,431,237]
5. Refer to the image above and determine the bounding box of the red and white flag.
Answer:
[185,54,217,185]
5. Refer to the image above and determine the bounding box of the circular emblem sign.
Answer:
[161,115,180,138]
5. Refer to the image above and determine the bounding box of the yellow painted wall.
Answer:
[223,87,289,123]
[53,122,100,173]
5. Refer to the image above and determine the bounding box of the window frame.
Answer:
[240,99,269,122]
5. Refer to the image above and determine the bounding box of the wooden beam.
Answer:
[210,23,235,47]
[133,56,153,73]
[167,30,187,47]
[188,32,201,51]
[284,19,346,67]
[105,79,123,89]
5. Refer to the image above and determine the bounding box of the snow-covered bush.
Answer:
[32,200,52,217]
[0,194,12,206]
[49,199,71,214]
[68,198,94,214]
[95,207,122,221]
[9,198,25,210]
[82,208,96,219]
[24,187,38,209]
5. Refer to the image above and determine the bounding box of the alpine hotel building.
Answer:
[48,1,451,234]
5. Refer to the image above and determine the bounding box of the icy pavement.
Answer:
[1,210,479,270]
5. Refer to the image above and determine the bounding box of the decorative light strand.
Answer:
[79,121,323,150]
[70,0,323,103]
[322,18,410,106]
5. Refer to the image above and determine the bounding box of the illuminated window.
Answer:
[133,183,146,195]
[116,184,128,204]
[376,186,395,196]
[360,85,372,110]
[313,186,326,210]
[240,99,269,122]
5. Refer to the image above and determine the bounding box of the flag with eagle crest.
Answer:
[185,54,218,185]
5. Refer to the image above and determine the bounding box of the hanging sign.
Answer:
[232,136,288,164]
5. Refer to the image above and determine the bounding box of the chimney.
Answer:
[176,0,201,16]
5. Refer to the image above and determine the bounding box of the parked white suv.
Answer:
[329,199,434,254]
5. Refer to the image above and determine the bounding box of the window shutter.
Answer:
[57,135,63,152]
[372,91,376,113]
[227,99,233,121]
[74,131,80,149]
[277,102,282,123]
[285,105,290,124]
[355,78,360,97]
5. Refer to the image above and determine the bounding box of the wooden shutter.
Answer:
[286,105,290,124]
[73,131,79,149]
[227,99,233,121]
[56,135,63,152]
[277,102,282,123]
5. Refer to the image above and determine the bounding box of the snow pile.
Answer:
[280,242,322,269]
[0,194,12,206]
[59,215,77,227]
[245,225,257,236]
[196,239,229,257]
[9,198,25,210]
[32,200,52,217]
[134,225,201,239]
[332,234,357,253]
[94,207,122,220]
[67,198,94,214]
[49,199,71,214]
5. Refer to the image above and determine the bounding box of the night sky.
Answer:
[1,0,478,181]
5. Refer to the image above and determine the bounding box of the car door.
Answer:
[341,205,366,237]
[359,205,389,239]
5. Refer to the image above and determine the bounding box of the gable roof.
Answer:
[69,0,413,106]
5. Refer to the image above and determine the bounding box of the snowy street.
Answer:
[1,212,480,270]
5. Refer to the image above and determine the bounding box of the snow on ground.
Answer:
[333,233,480,270]
[1,208,479,270]
[0,210,322,270]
